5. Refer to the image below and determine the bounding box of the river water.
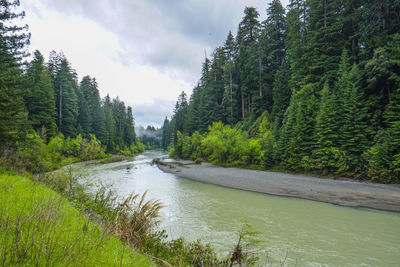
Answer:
[69,151,400,266]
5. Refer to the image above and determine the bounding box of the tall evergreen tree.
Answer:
[76,79,91,136]
[25,50,57,138]
[312,82,343,174]
[271,59,291,131]
[79,76,106,141]
[259,0,287,113]
[337,65,368,171]
[124,106,136,146]
[0,0,30,148]
[161,116,172,149]
[286,0,308,91]
[0,0,30,61]
[0,38,28,148]
[236,7,261,120]
[173,91,188,136]
[53,58,79,137]
[221,31,238,126]
[305,0,344,85]
[102,94,116,150]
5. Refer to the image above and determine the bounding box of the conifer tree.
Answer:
[221,31,238,126]
[271,59,291,131]
[124,106,136,146]
[173,91,188,136]
[102,94,116,150]
[259,0,286,113]
[236,7,261,119]
[185,85,202,134]
[76,80,91,136]
[338,65,368,171]
[25,50,57,138]
[313,82,343,173]
[282,84,318,170]
[83,77,106,141]
[306,0,344,85]
[0,0,30,148]
[161,116,172,149]
[53,58,79,137]
[0,38,28,148]
[286,0,308,91]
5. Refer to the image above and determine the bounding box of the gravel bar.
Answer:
[156,160,400,212]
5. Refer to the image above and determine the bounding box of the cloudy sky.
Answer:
[21,0,287,127]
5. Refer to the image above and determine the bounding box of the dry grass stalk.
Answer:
[114,190,164,249]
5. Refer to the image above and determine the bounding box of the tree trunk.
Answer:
[241,92,245,118]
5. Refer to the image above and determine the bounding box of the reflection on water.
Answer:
[67,151,400,266]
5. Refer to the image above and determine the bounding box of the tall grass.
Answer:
[114,190,164,249]
[0,173,153,266]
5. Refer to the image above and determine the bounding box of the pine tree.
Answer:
[0,38,28,148]
[0,0,30,148]
[338,65,368,171]
[111,97,126,149]
[53,58,79,137]
[25,50,57,138]
[76,80,91,136]
[276,90,299,164]
[259,0,287,113]
[282,84,318,170]
[161,116,172,149]
[313,82,342,173]
[305,0,344,85]
[173,91,188,136]
[124,106,136,146]
[185,85,202,134]
[221,31,238,126]
[79,76,106,141]
[286,0,308,91]
[236,7,261,120]
[271,59,291,131]
[0,0,30,61]
[102,94,116,150]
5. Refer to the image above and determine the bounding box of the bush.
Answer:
[0,132,109,174]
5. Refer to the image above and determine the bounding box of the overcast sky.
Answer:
[21,0,288,127]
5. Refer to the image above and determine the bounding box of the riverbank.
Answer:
[0,172,153,266]
[155,159,400,212]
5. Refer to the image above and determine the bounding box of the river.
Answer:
[68,150,400,266]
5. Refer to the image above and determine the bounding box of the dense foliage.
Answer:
[136,125,162,149]
[164,0,400,183]
[0,0,141,160]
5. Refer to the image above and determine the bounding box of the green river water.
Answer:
[68,151,400,266]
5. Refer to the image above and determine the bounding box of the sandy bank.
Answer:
[156,160,400,212]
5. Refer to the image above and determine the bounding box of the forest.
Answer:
[163,0,400,183]
[0,1,144,172]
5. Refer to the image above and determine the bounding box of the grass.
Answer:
[0,173,154,266]
[114,191,164,249]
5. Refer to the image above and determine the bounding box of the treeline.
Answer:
[163,0,400,183]
[0,1,142,161]
[136,125,162,149]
